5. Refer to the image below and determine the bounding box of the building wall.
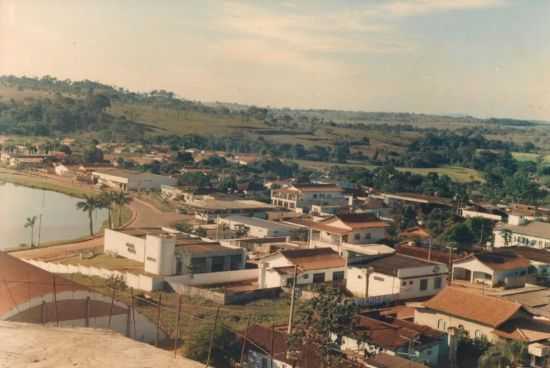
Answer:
[494,229,550,249]
[104,229,147,263]
[346,268,447,300]
[414,308,498,343]
[347,228,387,244]
[143,235,176,275]
[461,209,502,222]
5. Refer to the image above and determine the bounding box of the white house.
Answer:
[306,213,390,252]
[494,221,550,249]
[258,248,346,289]
[92,168,176,192]
[346,254,448,301]
[217,215,303,238]
[452,252,530,288]
[104,228,245,276]
[270,183,346,212]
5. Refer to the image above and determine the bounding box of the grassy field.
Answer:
[67,274,291,355]
[290,159,484,183]
[512,152,550,164]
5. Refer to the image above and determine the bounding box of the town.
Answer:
[2,123,550,367]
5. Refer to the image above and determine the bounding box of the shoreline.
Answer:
[0,168,134,253]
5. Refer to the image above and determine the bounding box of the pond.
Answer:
[0,181,108,249]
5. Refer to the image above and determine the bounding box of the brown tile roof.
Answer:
[243,325,322,367]
[365,353,429,368]
[280,248,345,271]
[493,318,550,343]
[354,254,443,276]
[423,287,524,328]
[304,214,390,234]
[396,245,462,266]
[354,315,443,350]
[455,252,530,271]
[293,183,343,193]
[500,221,550,240]
[500,247,550,264]
[0,252,91,317]
[400,227,431,240]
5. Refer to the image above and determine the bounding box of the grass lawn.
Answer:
[290,159,484,183]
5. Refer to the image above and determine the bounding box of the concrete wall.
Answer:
[414,308,497,343]
[144,235,176,275]
[25,260,164,292]
[165,268,259,286]
[494,229,550,249]
[105,229,146,263]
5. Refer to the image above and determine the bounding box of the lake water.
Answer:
[0,181,108,249]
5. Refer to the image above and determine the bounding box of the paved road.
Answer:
[12,198,185,261]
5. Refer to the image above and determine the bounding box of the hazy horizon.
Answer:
[1,0,549,120]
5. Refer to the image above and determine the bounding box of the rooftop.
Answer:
[454,251,530,271]
[365,353,429,368]
[352,254,444,276]
[423,286,524,328]
[185,199,273,211]
[277,248,346,271]
[500,221,550,239]
[498,246,550,264]
[291,183,343,193]
[92,167,167,178]
[223,215,301,231]
[0,322,204,368]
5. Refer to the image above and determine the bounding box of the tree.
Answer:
[76,195,101,236]
[289,287,358,367]
[185,321,240,367]
[444,223,475,250]
[112,191,132,227]
[478,341,529,368]
[502,229,513,246]
[24,216,37,247]
[98,191,115,229]
[400,206,417,230]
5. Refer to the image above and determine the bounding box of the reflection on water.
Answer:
[0,181,108,249]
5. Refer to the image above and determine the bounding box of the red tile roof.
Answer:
[279,248,345,271]
[423,287,525,328]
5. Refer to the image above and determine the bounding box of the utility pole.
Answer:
[206,307,221,368]
[448,245,456,286]
[174,295,183,357]
[287,265,299,335]
[428,238,432,261]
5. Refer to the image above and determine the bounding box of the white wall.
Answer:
[165,268,259,286]
[144,235,176,275]
[494,229,550,249]
[105,229,146,263]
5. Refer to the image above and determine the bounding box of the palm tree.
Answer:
[24,216,37,248]
[77,195,101,236]
[112,191,132,228]
[98,191,115,229]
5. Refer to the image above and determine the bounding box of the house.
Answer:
[400,227,432,246]
[365,353,429,368]
[375,192,453,210]
[0,321,204,368]
[354,197,393,218]
[494,221,550,249]
[414,286,550,344]
[452,251,530,288]
[241,324,323,368]
[306,213,390,251]
[459,203,506,222]
[217,215,304,238]
[507,204,549,226]
[340,313,447,367]
[104,228,246,276]
[496,247,550,280]
[271,183,346,212]
[258,248,346,289]
[0,252,160,342]
[91,168,176,191]
[182,198,274,223]
[346,254,448,301]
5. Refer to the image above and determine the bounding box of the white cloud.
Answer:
[378,0,507,17]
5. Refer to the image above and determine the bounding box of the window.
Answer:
[475,330,482,339]
[434,277,442,289]
[211,256,225,272]
[354,233,361,240]
[313,273,325,283]
[333,271,345,281]
[420,279,428,291]
[146,256,156,262]
[364,233,372,239]
[302,273,309,279]
[374,276,385,282]
[229,254,242,270]
[402,281,407,286]
[261,357,268,368]
[437,319,446,330]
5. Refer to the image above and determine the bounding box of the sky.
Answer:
[1,0,549,120]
